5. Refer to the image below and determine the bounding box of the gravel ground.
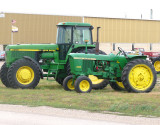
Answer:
[0,104,160,125]
[0,110,130,125]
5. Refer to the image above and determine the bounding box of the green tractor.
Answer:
[63,45,157,93]
[0,22,107,89]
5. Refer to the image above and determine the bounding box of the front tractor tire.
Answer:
[63,75,75,91]
[0,63,11,87]
[7,59,40,89]
[122,59,157,93]
[152,57,160,74]
[75,76,92,93]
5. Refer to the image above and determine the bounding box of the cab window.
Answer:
[73,27,91,44]
[57,27,71,44]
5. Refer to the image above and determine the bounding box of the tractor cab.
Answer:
[56,22,94,60]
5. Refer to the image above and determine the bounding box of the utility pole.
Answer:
[150,9,153,19]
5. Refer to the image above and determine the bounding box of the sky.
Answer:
[1,0,160,20]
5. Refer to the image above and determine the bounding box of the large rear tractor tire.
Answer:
[63,75,75,91]
[66,48,108,90]
[88,75,108,90]
[7,59,41,89]
[110,81,125,91]
[122,59,157,93]
[56,77,64,85]
[152,57,160,74]
[75,76,92,93]
[0,63,11,87]
[55,72,65,85]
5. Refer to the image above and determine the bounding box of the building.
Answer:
[0,13,160,52]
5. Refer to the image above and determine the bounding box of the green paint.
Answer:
[68,53,147,82]
[58,22,91,27]
[6,44,59,50]
[5,22,95,82]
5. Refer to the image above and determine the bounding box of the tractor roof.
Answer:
[58,22,91,27]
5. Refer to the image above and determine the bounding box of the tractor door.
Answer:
[57,26,72,60]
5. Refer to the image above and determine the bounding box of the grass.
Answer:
[0,78,160,117]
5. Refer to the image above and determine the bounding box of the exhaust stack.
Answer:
[95,27,101,55]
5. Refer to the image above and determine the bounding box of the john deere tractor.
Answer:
[0,22,107,89]
[63,45,157,93]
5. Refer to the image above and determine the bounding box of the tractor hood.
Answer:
[69,53,111,61]
[69,53,147,68]
[5,44,59,51]
[69,53,147,73]
[69,53,147,61]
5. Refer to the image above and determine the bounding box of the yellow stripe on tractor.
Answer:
[10,49,56,52]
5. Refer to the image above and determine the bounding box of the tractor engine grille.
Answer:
[82,60,93,72]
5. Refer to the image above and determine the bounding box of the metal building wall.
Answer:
[0,13,82,44]
[1,13,160,45]
[84,17,160,43]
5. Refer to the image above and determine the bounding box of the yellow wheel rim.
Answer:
[116,81,125,89]
[154,61,160,72]
[67,79,75,90]
[16,66,34,85]
[129,64,153,91]
[79,80,90,92]
[88,75,104,84]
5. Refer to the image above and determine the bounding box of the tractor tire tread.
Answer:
[92,79,108,90]
[152,57,160,74]
[109,81,125,91]
[74,76,92,93]
[8,59,40,89]
[63,75,74,91]
[122,59,157,93]
[0,63,11,87]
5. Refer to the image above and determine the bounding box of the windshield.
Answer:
[56,27,72,44]
[73,27,92,44]
[56,26,92,44]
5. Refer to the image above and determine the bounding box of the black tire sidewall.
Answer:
[0,63,11,87]
[109,81,125,91]
[8,59,40,89]
[63,75,74,91]
[75,76,92,93]
[92,79,108,90]
[122,59,157,93]
[152,57,160,74]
